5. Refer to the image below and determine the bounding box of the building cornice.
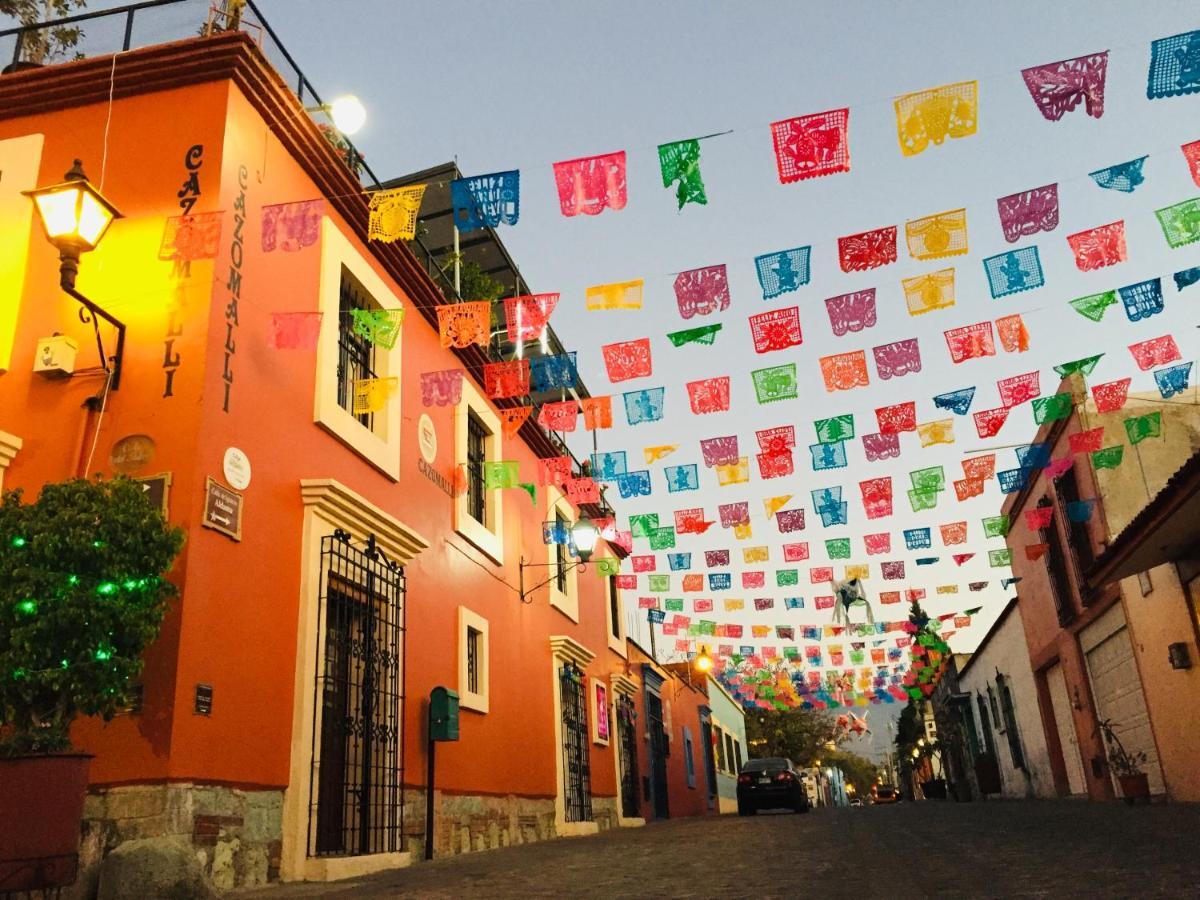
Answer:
[299,478,428,565]
[0,430,22,470]
[549,635,595,669]
[610,672,638,698]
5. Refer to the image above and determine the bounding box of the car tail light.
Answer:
[774,771,793,782]
[737,774,752,784]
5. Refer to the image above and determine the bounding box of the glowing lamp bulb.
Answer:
[329,95,367,135]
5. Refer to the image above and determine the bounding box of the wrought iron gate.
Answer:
[616,694,640,819]
[645,691,670,819]
[309,531,406,857]
[559,662,592,822]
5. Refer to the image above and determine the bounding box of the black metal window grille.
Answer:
[724,733,736,773]
[559,662,592,823]
[465,413,488,524]
[1054,467,1095,603]
[608,578,622,640]
[336,269,378,430]
[616,694,640,819]
[977,694,998,756]
[555,511,569,593]
[996,673,1026,770]
[733,738,742,770]
[715,726,727,772]
[645,690,669,819]
[309,532,406,858]
[466,626,481,696]
[1038,496,1076,626]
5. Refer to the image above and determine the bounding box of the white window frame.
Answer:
[590,678,610,746]
[602,551,627,657]
[458,606,489,714]
[452,377,504,564]
[546,484,579,621]
[314,218,404,480]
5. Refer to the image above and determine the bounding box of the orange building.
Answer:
[0,13,726,891]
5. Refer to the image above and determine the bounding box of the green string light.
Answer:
[94,646,113,662]
[96,582,118,596]
[11,536,27,548]
[14,599,37,616]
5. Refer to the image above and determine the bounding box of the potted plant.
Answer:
[1097,718,1150,805]
[0,477,183,891]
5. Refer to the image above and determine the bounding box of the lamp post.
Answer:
[518,517,600,603]
[24,160,126,388]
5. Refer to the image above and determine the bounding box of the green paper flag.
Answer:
[989,548,1013,567]
[1092,445,1125,469]
[517,482,537,504]
[1068,290,1117,322]
[776,569,799,586]
[1124,412,1163,445]
[910,466,946,492]
[1033,393,1074,424]
[665,598,684,611]
[594,557,620,577]
[850,650,865,665]
[982,515,1011,538]
[1053,354,1104,378]
[667,323,722,347]
[825,538,851,559]
[752,363,799,404]
[1155,198,1200,248]
[630,513,660,538]
[648,526,677,550]
[908,489,939,512]
[658,139,707,209]
[965,606,983,615]
[483,460,520,489]
[815,414,856,443]
[648,574,670,592]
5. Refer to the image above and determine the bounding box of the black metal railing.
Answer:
[309,531,406,858]
[559,662,592,823]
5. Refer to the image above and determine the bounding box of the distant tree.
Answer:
[744,707,840,765]
[1,1,86,64]
[824,749,880,795]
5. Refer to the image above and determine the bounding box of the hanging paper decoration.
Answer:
[586,279,644,311]
[1045,457,1075,479]
[941,522,968,545]
[268,312,322,350]
[812,487,848,527]
[420,369,464,407]
[758,425,796,455]
[864,533,891,555]
[504,293,558,343]
[974,406,1010,438]
[665,464,700,493]
[962,454,996,480]
[933,388,976,417]
[1183,141,1200,188]
[819,351,869,393]
[995,314,1030,354]
[647,525,676,550]
[770,108,851,182]
[677,509,714,535]
[1175,267,1200,291]
[862,432,900,462]
[632,555,656,572]
[1125,412,1163,445]
[906,211,968,261]
[716,457,750,485]
[753,363,799,403]
[998,371,1041,407]
[1020,52,1108,120]
[826,539,852,560]
[1090,157,1147,193]
[944,321,996,363]
[825,289,877,336]
[1026,506,1054,530]
[815,415,854,444]
[624,387,665,425]
[1092,378,1131,413]
[918,419,954,446]
[1092,446,1125,469]
[437,302,491,349]
[1067,221,1127,272]
[160,212,223,268]
[1147,30,1200,99]
[894,81,978,156]
[706,549,731,567]
[1129,335,1181,371]
[262,199,323,252]
[350,308,405,350]
[603,338,653,383]
[763,495,793,518]
[904,528,932,550]
[810,442,848,471]
[701,436,740,468]
[901,268,956,316]
[996,184,1059,243]
[749,307,803,353]
[630,513,660,537]
[860,477,894,519]
[367,186,424,243]
[984,246,1044,298]
[1155,362,1193,398]
[1155,198,1200,247]
[552,151,627,217]
[351,376,398,415]
[645,445,678,464]
[1067,500,1096,524]
[500,406,532,439]
[1032,393,1073,424]
[754,248,811,300]
[673,263,733,318]
[538,400,578,432]
[873,338,922,380]
[777,510,806,534]
[989,549,1014,568]
[579,396,612,431]
[658,139,707,208]
[759,448,795,479]
[687,376,731,415]
[838,225,898,272]
[530,353,579,393]
[982,515,1010,538]
[450,171,519,232]
[783,542,810,561]
[667,324,722,347]
[1117,278,1165,322]
[881,561,905,581]
[540,456,573,486]
[876,402,917,435]
[483,460,520,489]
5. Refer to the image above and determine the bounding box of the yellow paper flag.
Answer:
[918,418,955,447]
[643,444,678,464]
[368,184,426,242]
[902,268,955,315]
[895,81,978,157]
[937,584,959,594]
[732,522,753,540]
[743,545,769,563]
[763,495,792,518]
[905,209,968,259]
[751,625,770,638]
[845,564,869,581]
[716,457,750,486]
[586,279,644,310]
[351,376,399,414]
[724,598,745,611]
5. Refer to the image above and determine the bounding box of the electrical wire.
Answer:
[82,371,114,477]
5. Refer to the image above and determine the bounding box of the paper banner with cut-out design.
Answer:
[1125,412,1163,445]
[530,353,578,393]
[904,528,933,550]
[940,522,967,546]
[350,307,405,350]
[351,376,398,415]
[771,108,851,182]
[944,322,995,363]
[763,495,792,519]
[1090,157,1147,193]
[667,324,722,347]
[1184,141,1200,187]
[753,363,799,403]
[894,81,977,156]
[999,371,1041,407]
[1032,393,1073,424]
[1155,362,1193,398]
[160,212,223,264]
[644,445,677,464]
[954,477,983,501]
[933,387,975,415]
[749,307,802,353]
[450,171,519,232]
[1092,446,1125,469]
[420,369,463,407]
[675,264,731,319]
[864,533,891,555]
[773,510,804,534]
[813,415,853,444]
[973,406,1010,438]
[1068,429,1104,457]
[483,359,529,399]
[782,541,809,561]
[997,184,1059,243]
[504,294,558,343]
[579,396,612,431]
[553,151,626,217]
[593,557,621,578]
[483,460,520,490]
[1155,198,1200,247]
[499,406,532,439]
[984,247,1044,297]
[902,268,955,315]
[1148,30,1200,99]
[982,515,1010,538]
[648,526,677,550]
[367,187,424,243]
[759,449,795,479]
[1067,221,1127,271]
[630,514,660,538]
[716,457,750,486]
[263,199,323,252]
[586,279,644,311]
[1054,354,1103,378]
[838,226,897,272]
[665,464,700,493]
[1021,52,1108,120]
[658,139,706,209]
[876,402,916,435]
[994,315,1028,355]
[624,387,665,425]
[1089,378,1129,414]
[873,338,922,379]
[754,248,811,300]
[538,400,578,432]
[825,289,876,336]
[268,312,322,350]
[701,436,739,468]
[820,352,869,392]
[1175,267,1200,291]
[539,456,572,486]
[862,432,900,462]
[826,539,852,560]
[989,549,1013,568]
[437,302,491,349]
[519,480,537,505]
[1067,291,1118,326]
[918,419,954,447]
[1130,335,1181,370]
[566,477,601,506]
[687,376,731,415]
[810,442,847,471]
[860,477,893,520]
[906,210,968,260]
[1067,500,1096,523]
[602,338,652,383]
[1026,506,1054,531]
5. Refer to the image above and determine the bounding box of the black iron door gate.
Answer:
[559,662,593,822]
[310,532,406,858]
[645,691,670,819]
[616,694,640,819]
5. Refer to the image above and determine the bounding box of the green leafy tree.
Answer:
[744,707,840,765]
[824,748,880,795]
[1,1,86,64]
[0,477,184,756]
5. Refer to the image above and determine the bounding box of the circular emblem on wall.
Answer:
[109,434,156,474]
[222,447,252,490]
[418,414,438,464]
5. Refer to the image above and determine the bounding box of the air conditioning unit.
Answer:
[34,335,78,378]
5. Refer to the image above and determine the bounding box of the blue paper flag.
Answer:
[1119,278,1164,322]
[708,573,732,591]
[665,463,700,492]
[648,608,666,624]
[1000,577,1022,589]
[1174,267,1200,291]
[818,502,849,528]
[449,170,520,232]
[1088,157,1147,193]
[530,352,578,392]
[915,557,939,565]
[997,468,1030,494]
[785,597,805,609]
[983,246,1044,298]
[1147,30,1200,99]
[809,441,848,471]
[616,470,652,498]
[624,387,665,425]
[591,451,628,481]
[1067,499,1096,523]
[1016,443,1052,469]
[933,387,976,415]
[542,521,569,544]
[667,552,692,571]
[1154,362,1193,398]
[754,246,811,300]
[904,528,932,550]
[739,645,756,656]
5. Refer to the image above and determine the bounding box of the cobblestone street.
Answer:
[249,801,1200,899]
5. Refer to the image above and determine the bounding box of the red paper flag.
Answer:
[876,401,917,434]
[687,376,731,415]
[553,151,627,217]
[770,108,851,183]
[1069,427,1105,454]
[973,407,1010,438]
[602,338,653,383]
[838,225,898,272]
[748,307,803,353]
[1091,378,1130,413]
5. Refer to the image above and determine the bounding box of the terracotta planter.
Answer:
[1117,772,1150,805]
[0,754,92,892]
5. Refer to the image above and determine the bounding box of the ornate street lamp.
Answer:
[518,518,600,602]
[25,160,127,388]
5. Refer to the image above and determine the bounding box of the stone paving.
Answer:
[245,800,1200,899]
